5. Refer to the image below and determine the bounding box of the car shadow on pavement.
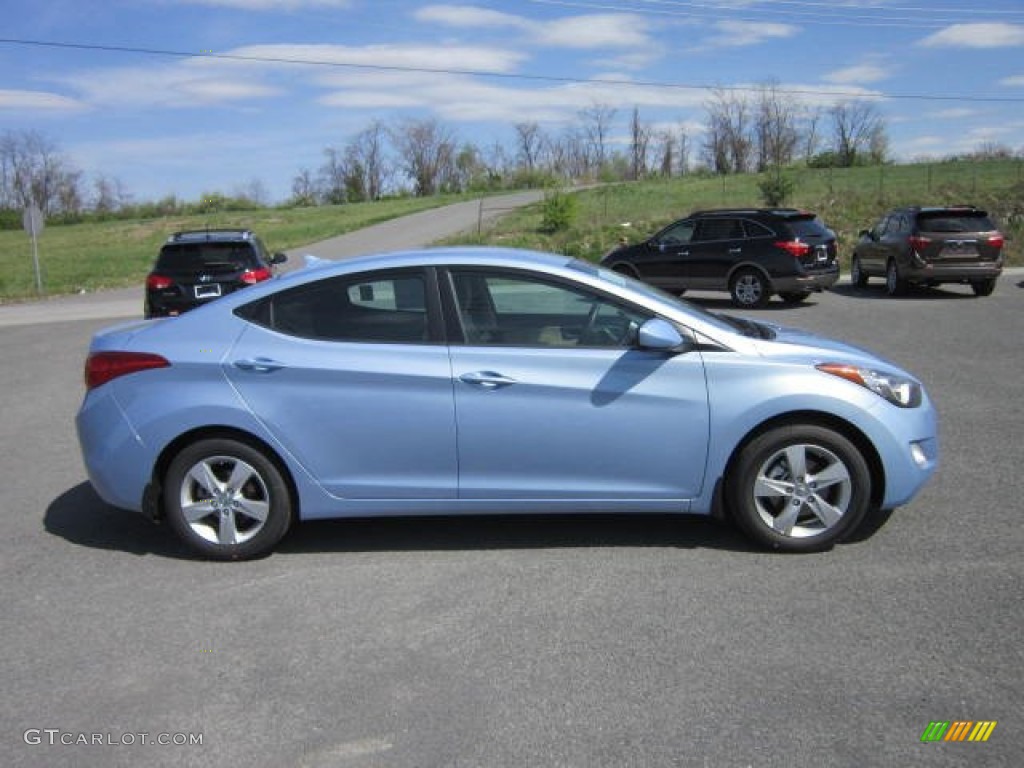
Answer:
[830,283,978,301]
[45,483,761,558]
[45,482,196,559]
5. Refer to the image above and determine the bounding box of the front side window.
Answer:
[450,271,649,348]
[239,270,429,343]
[657,220,696,246]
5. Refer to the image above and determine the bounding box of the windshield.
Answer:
[570,259,770,338]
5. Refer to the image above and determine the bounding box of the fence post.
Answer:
[477,199,484,236]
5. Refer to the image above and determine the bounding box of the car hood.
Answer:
[749,322,909,374]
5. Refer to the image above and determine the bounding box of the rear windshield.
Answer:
[156,242,256,270]
[917,211,996,233]
[786,216,833,240]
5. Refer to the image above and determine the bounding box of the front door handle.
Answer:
[233,357,285,373]
[459,371,517,390]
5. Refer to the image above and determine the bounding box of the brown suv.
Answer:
[851,206,1004,297]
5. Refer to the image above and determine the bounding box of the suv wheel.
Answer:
[730,270,770,308]
[850,256,868,288]
[971,278,997,297]
[885,260,907,297]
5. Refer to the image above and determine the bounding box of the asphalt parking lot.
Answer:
[2,271,1022,768]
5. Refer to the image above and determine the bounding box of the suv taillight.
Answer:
[240,267,272,285]
[146,274,173,290]
[988,234,1005,250]
[775,240,811,258]
[85,351,170,390]
[908,235,931,252]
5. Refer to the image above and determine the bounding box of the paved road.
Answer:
[0,190,543,329]
[1,232,1022,764]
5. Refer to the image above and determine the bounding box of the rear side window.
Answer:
[917,211,996,233]
[785,216,833,240]
[695,218,743,241]
[237,270,429,343]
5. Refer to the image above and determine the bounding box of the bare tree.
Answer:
[318,147,348,204]
[92,174,130,213]
[754,82,800,172]
[0,129,82,214]
[802,106,824,165]
[392,118,457,196]
[347,120,389,201]
[579,103,617,176]
[703,89,752,174]
[656,129,674,177]
[677,124,691,176]
[514,122,544,173]
[830,100,884,167]
[629,107,652,181]
[291,168,317,206]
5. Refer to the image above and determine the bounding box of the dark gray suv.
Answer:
[601,208,839,308]
[851,206,1004,297]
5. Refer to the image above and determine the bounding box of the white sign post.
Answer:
[22,204,44,295]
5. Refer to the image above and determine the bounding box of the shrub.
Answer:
[539,189,578,233]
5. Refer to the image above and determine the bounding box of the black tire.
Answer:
[779,291,811,304]
[610,262,639,278]
[726,425,871,553]
[971,278,997,297]
[730,269,770,308]
[163,437,294,560]
[850,256,868,289]
[885,260,907,297]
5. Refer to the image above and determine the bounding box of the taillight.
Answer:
[988,234,1005,250]
[240,267,272,285]
[85,351,170,390]
[775,240,811,258]
[908,235,931,252]
[146,274,173,290]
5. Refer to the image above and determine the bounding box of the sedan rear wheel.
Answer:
[164,438,293,560]
[730,270,770,308]
[727,425,871,553]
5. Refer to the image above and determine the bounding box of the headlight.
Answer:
[816,363,922,408]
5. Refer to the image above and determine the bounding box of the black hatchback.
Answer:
[600,208,839,308]
[145,230,287,318]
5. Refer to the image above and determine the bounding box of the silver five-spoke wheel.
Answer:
[164,438,293,560]
[728,425,871,552]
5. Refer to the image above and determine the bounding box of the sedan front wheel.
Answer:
[727,425,871,552]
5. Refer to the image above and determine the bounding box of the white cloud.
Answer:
[227,43,527,74]
[178,0,351,9]
[417,5,654,51]
[415,4,529,30]
[0,89,87,112]
[1000,74,1024,87]
[702,20,799,49]
[918,23,1024,49]
[824,63,890,86]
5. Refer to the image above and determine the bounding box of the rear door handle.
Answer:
[728,248,742,254]
[459,371,517,389]
[233,357,285,373]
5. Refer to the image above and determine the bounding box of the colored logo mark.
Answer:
[921,721,997,743]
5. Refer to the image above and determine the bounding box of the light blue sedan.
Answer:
[76,248,938,559]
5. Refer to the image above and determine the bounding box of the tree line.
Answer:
[3,87,1021,226]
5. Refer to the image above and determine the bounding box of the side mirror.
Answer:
[858,229,873,241]
[637,318,687,352]
[271,252,288,265]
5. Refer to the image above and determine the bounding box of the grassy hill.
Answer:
[1,158,1020,302]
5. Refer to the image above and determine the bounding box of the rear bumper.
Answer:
[904,261,1002,284]
[772,268,840,294]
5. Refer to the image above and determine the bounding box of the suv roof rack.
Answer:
[688,207,807,217]
[167,229,253,243]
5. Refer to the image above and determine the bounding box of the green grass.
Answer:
[446,159,1024,268]
[0,195,467,301]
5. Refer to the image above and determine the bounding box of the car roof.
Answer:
[687,207,813,219]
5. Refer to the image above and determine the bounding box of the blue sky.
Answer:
[2,0,1023,203]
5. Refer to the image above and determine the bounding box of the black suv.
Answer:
[600,208,839,308]
[145,229,287,318]
[851,206,1004,297]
